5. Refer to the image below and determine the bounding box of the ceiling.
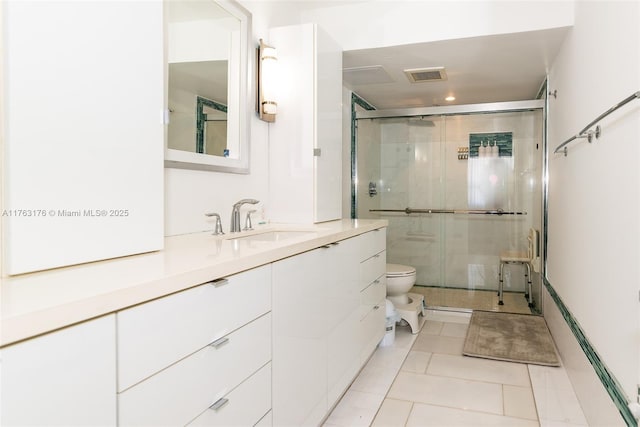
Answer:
[343,27,570,110]
[169,61,228,108]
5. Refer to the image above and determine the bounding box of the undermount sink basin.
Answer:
[230,230,316,243]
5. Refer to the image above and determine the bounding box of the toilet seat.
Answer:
[386,263,416,277]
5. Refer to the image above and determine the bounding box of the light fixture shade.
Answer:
[257,39,277,122]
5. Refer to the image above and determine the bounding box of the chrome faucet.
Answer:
[205,212,224,235]
[230,199,259,232]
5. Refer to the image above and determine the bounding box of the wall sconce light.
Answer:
[257,39,277,122]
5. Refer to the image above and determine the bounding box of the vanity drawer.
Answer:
[359,228,386,260]
[117,264,271,391]
[188,363,271,427]
[359,275,386,320]
[360,250,386,290]
[118,313,271,426]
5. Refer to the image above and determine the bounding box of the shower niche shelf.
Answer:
[469,132,513,157]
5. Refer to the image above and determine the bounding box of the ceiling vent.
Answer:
[404,67,447,83]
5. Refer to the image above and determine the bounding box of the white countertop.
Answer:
[0,219,387,347]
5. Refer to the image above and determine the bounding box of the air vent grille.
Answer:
[404,67,447,83]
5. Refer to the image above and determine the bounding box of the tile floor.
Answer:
[411,287,534,315]
[324,310,588,427]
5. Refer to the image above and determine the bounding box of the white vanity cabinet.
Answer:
[2,0,164,274]
[272,228,387,426]
[0,316,117,426]
[268,23,343,224]
[116,265,272,426]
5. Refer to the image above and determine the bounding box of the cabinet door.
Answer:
[3,0,164,274]
[268,23,342,224]
[314,25,343,222]
[327,237,362,405]
[272,248,328,426]
[268,24,316,223]
[0,315,117,426]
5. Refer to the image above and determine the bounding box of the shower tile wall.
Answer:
[360,111,542,292]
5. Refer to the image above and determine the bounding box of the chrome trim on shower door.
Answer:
[356,99,545,120]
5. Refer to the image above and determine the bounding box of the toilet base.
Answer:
[394,293,425,334]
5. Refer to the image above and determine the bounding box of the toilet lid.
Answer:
[386,263,416,277]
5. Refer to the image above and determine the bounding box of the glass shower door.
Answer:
[356,116,445,287]
[355,108,543,311]
[442,112,541,297]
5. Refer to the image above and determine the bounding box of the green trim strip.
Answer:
[196,96,227,154]
[350,92,376,219]
[543,277,636,427]
[352,92,376,111]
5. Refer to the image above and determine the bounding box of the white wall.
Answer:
[546,0,640,422]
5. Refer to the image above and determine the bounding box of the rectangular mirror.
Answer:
[164,0,251,173]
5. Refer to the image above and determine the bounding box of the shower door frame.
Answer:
[356,99,544,120]
[352,98,546,308]
[353,99,545,218]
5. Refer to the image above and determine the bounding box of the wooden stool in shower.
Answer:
[498,228,537,307]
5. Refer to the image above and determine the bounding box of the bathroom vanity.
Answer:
[0,219,387,426]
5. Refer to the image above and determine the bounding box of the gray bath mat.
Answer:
[463,311,560,366]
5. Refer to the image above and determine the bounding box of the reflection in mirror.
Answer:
[165,0,250,173]
[168,61,228,153]
[196,96,230,157]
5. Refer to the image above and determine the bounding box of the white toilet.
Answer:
[386,264,425,334]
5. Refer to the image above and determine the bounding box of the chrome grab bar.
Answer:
[369,208,526,216]
[553,91,640,156]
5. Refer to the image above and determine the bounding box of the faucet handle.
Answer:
[243,210,256,231]
[205,212,225,235]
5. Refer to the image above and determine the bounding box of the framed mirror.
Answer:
[164,0,251,173]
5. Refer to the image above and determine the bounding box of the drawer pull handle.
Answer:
[373,305,380,310]
[374,254,380,259]
[209,337,229,348]
[209,397,229,411]
[331,242,340,246]
[374,280,380,284]
[211,278,229,288]
[321,245,331,249]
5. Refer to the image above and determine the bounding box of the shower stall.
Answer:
[353,100,545,312]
